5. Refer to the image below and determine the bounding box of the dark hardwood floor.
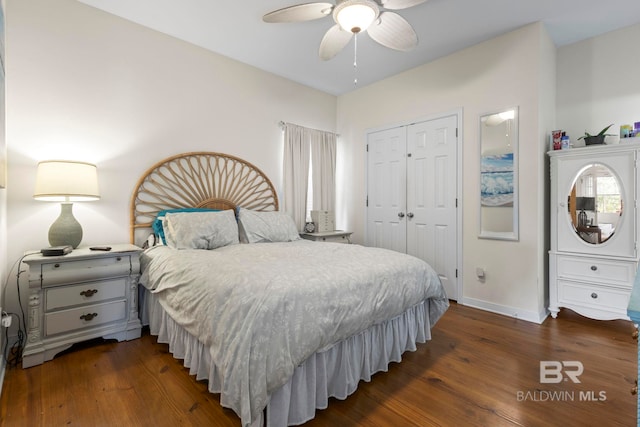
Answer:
[1,302,637,426]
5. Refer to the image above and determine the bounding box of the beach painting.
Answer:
[481,152,514,207]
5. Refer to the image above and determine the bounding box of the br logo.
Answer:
[540,361,584,384]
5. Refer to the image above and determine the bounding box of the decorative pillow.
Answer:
[237,208,301,243]
[163,209,239,249]
[152,208,219,244]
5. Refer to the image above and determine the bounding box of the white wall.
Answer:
[536,25,557,321]
[557,23,640,145]
[336,23,555,322]
[2,0,336,339]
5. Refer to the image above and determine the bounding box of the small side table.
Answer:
[300,230,352,244]
[21,244,142,368]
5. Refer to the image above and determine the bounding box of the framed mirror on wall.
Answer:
[479,106,519,240]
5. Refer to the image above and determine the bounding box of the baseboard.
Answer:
[461,297,549,324]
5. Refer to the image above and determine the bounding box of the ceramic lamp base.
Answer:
[48,203,83,248]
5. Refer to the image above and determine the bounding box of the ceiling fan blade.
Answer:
[263,2,334,23]
[367,11,417,51]
[379,0,427,10]
[319,24,353,60]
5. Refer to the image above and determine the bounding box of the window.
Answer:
[283,122,335,229]
[596,176,621,214]
[306,161,313,221]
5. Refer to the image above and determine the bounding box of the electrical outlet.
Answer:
[1,313,11,328]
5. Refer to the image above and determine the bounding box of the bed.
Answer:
[130,152,449,427]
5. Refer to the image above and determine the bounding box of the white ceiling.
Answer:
[77,0,640,96]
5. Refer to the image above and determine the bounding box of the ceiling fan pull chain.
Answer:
[353,32,358,86]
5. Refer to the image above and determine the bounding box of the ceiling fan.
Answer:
[263,0,427,60]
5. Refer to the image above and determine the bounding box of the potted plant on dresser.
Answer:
[578,124,616,145]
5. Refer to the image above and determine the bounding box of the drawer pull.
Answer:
[116,257,122,261]
[54,263,60,268]
[80,289,98,297]
[590,292,598,299]
[80,313,98,321]
[590,265,597,271]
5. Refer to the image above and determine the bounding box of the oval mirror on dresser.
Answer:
[568,163,622,245]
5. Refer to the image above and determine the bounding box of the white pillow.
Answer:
[237,208,301,243]
[163,210,239,249]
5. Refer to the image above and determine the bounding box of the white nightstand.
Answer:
[300,230,353,244]
[21,244,142,368]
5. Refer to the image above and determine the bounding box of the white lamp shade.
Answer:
[335,0,378,33]
[34,160,100,202]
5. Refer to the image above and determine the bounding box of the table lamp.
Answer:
[33,160,100,248]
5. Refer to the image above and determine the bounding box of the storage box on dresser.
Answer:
[549,142,639,320]
[21,244,142,368]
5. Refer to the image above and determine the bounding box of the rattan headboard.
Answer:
[130,152,279,244]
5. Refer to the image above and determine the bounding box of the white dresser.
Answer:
[22,244,142,367]
[549,143,639,320]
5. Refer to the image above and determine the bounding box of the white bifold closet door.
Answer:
[366,115,458,300]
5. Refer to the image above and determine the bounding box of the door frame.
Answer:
[365,108,463,302]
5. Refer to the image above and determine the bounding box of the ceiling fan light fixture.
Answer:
[334,0,379,33]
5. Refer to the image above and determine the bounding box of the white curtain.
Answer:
[283,123,310,230]
[282,123,336,230]
[310,129,336,212]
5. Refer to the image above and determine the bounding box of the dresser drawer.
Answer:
[45,300,127,336]
[556,255,636,288]
[558,280,630,312]
[45,278,127,311]
[41,255,131,287]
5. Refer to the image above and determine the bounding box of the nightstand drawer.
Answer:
[45,300,127,336]
[556,255,636,288]
[41,255,131,287]
[558,280,630,312]
[45,278,127,311]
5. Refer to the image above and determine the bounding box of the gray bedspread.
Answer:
[140,240,448,427]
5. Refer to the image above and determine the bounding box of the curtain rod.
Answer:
[279,121,339,137]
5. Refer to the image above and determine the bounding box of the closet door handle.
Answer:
[407,212,414,218]
[398,212,405,218]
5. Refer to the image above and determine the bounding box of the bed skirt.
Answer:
[143,290,434,426]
